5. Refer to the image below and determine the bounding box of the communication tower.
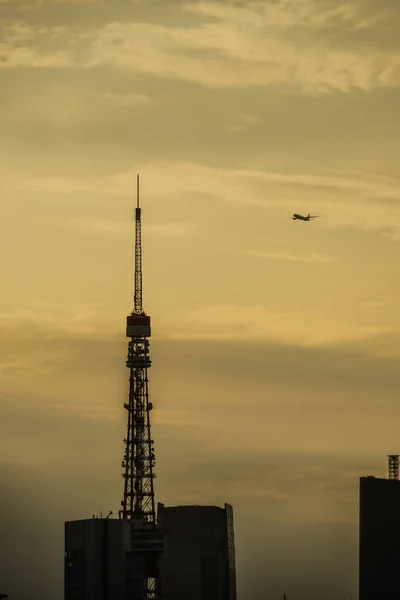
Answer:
[388,455,399,480]
[120,175,165,599]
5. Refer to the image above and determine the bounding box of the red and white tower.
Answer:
[120,175,165,599]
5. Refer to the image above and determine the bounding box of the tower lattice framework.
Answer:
[120,174,165,600]
[388,455,399,480]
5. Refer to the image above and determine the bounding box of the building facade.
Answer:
[64,517,146,600]
[359,476,400,599]
[157,503,237,600]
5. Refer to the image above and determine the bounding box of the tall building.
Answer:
[157,503,237,600]
[64,517,135,600]
[359,455,400,599]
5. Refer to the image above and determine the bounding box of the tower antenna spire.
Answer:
[134,173,143,315]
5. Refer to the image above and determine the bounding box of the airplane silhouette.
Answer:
[292,213,319,221]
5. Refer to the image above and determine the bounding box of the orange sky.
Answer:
[1,1,400,598]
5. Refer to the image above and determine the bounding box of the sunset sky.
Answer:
[1,0,400,598]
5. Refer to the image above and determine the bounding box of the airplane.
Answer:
[292,213,319,221]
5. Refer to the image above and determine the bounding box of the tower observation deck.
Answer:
[120,175,165,600]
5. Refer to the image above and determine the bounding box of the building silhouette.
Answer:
[64,517,137,599]
[359,455,400,599]
[157,503,237,600]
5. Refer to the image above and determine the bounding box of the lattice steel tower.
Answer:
[388,455,399,480]
[120,175,165,600]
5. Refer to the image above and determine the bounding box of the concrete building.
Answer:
[359,475,400,599]
[64,517,146,600]
[157,503,236,600]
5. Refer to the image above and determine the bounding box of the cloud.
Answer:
[5,0,96,8]
[51,0,97,3]
[2,1,400,93]
[68,217,197,237]
[163,304,393,346]
[0,44,72,68]
[248,250,337,263]
[0,350,66,376]
[144,223,198,237]
[361,300,385,308]
[16,176,105,195]
[236,113,261,124]
[185,0,396,32]
[68,217,132,235]
[1,317,399,598]
[2,304,400,406]
[227,113,262,132]
[0,21,74,68]
[0,304,111,340]
[152,408,201,427]
[15,161,400,239]
[0,22,72,65]
[0,446,363,599]
[79,1,400,93]
[101,91,153,107]
[18,162,400,201]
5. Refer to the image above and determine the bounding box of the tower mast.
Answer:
[388,455,399,480]
[134,173,143,315]
[120,174,165,599]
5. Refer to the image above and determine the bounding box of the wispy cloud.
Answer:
[361,300,385,308]
[68,217,131,235]
[248,251,337,263]
[228,112,262,132]
[237,113,261,124]
[8,0,96,7]
[101,92,153,107]
[0,351,66,376]
[81,0,400,93]
[0,304,111,340]
[152,409,202,427]
[14,177,101,197]
[18,162,400,199]
[162,304,393,347]
[0,21,74,68]
[15,161,400,239]
[68,217,197,238]
[185,1,395,33]
[0,45,72,68]
[144,223,198,237]
[2,1,400,92]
